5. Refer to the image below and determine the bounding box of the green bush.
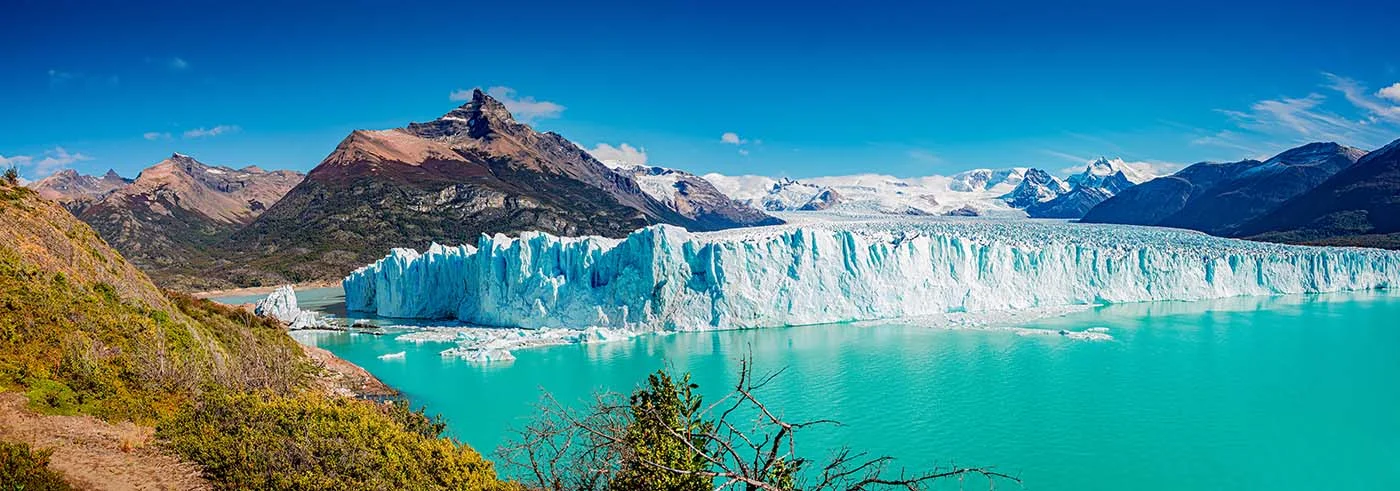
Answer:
[158,391,516,491]
[0,440,73,491]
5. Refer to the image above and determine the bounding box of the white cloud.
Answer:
[720,132,745,145]
[143,131,172,141]
[169,57,189,70]
[448,89,474,102]
[738,148,750,156]
[449,86,566,122]
[182,125,240,139]
[1,147,92,178]
[1380,83,1400,103]
[587,143,648,167]
[907,149,940,164]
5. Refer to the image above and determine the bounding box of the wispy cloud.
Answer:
[907,149,940,164]
[1324,73,1400,124]
[1041,149,1090,164]
[720,132,746,145]
[47,69,76,86]
[169,57,189,70]
[449,86,566,122]
[143,131,172,141]
[0,147,93,178]
[1194,73,1400,157]
[587,142,648,167]
[183,125,240,139]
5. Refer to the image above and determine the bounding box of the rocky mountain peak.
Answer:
[406,89,518,141]
[102,169,123,181]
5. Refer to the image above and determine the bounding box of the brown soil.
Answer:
[300,343,398,398]
[0,393,210,490]
[190,279,338,299]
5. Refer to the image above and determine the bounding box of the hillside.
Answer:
[0,179,511,489]
[1241,138,1400,248]
[30,154,304,291]
[1081,142,1365,236]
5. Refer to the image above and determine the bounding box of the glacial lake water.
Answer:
[220,288,1400,490]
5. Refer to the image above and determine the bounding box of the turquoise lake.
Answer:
[224,289,1400,489]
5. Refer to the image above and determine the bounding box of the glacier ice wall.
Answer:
[343,220,1400,331]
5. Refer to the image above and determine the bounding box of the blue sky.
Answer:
[3,0,1400,181]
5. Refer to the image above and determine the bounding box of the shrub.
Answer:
[0,440,73,491]
[158,391,516,491]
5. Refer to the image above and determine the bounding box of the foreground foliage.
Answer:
[502,358,1018,490]
[0,440,72,491]
[158,391,514,490]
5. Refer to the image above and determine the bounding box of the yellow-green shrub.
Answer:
[158,391,516,491]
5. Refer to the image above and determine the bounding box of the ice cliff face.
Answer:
[344,219,1400,331]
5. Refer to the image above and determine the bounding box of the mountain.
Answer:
[70,153,303,289]
[948,168,1026,192]
[703,175,847,211]
[615,165,782,229]
[28,168,132,214]
[1240,138,1400,248]
[703,170,1048,216]
[1161,143,1365,235]
[1025,157,1152,218]
[1082,142,1365,235]
[1000,168,1069,208]
[226,89,722,284]
[1079,159,1261,226]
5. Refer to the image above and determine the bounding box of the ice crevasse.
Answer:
[343,220,1400,331]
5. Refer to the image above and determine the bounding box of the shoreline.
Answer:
[191,280,339,299]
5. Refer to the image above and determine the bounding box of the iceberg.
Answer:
[254,285,331,330]
[343,219,1400,331]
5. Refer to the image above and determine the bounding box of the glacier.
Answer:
[343,218,1400,332]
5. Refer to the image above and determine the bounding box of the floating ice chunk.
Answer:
[255,285,332,329]
[377,351,406,360]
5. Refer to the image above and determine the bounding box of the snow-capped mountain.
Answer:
[1000,169,1069,208]
[613,165,781,228]
[948,168,1026,192]
[1024,157,1157,218]
[705,171,1029,216]
[702,175,845,211]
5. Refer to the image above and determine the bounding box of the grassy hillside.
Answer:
[0,180,513,489]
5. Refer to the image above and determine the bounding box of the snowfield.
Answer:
[343,216,1400,334]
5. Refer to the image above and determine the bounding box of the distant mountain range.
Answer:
[1080,141,1393,247]
[29,154,303,288]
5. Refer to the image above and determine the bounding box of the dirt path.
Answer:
[0,393,210,490]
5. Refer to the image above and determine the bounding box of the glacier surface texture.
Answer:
[343,219,1400,331]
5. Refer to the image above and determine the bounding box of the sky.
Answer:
[3,0,1400,182]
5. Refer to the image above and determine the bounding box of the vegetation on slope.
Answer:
[0,178,511,489]
[0,440,73,491]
